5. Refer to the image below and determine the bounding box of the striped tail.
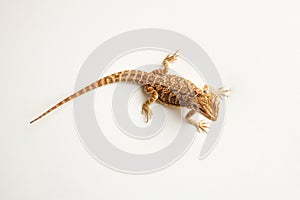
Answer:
[30,70,149,124]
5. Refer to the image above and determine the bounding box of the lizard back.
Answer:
[147,73,199,108]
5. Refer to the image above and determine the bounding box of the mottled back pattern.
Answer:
[150,74,198,108]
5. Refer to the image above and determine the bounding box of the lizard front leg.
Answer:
[142,85,159,122]
[185,110,209,133]
[152,50,179,75]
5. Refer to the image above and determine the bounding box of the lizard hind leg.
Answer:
[152,50,179,75]
[142,85,159,122]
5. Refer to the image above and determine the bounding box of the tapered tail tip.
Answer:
[29,118,37,124]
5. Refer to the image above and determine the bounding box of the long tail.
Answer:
[30,70,148,124]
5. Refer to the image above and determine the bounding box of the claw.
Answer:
[172,50,179,60]
[163,50,179,66]
[218,87,231,98]
[195,120,209,133]
[142,106,153,123]
[209,86,231,99]
[169,50,179,61]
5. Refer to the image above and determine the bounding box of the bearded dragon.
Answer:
[30,51,230,132]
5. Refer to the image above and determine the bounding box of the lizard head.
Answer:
[193,84,220,121]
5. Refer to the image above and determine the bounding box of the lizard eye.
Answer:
[203,84,209,94]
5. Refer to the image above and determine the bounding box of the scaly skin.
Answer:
[30,51,230,133]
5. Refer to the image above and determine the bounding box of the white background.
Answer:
[1,0,300,199]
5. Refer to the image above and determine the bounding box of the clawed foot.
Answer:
[209,86,231,99]
[141,106,153,123]
[163,50,179,67]
[217,87,231,99]
[194,120,209,133]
